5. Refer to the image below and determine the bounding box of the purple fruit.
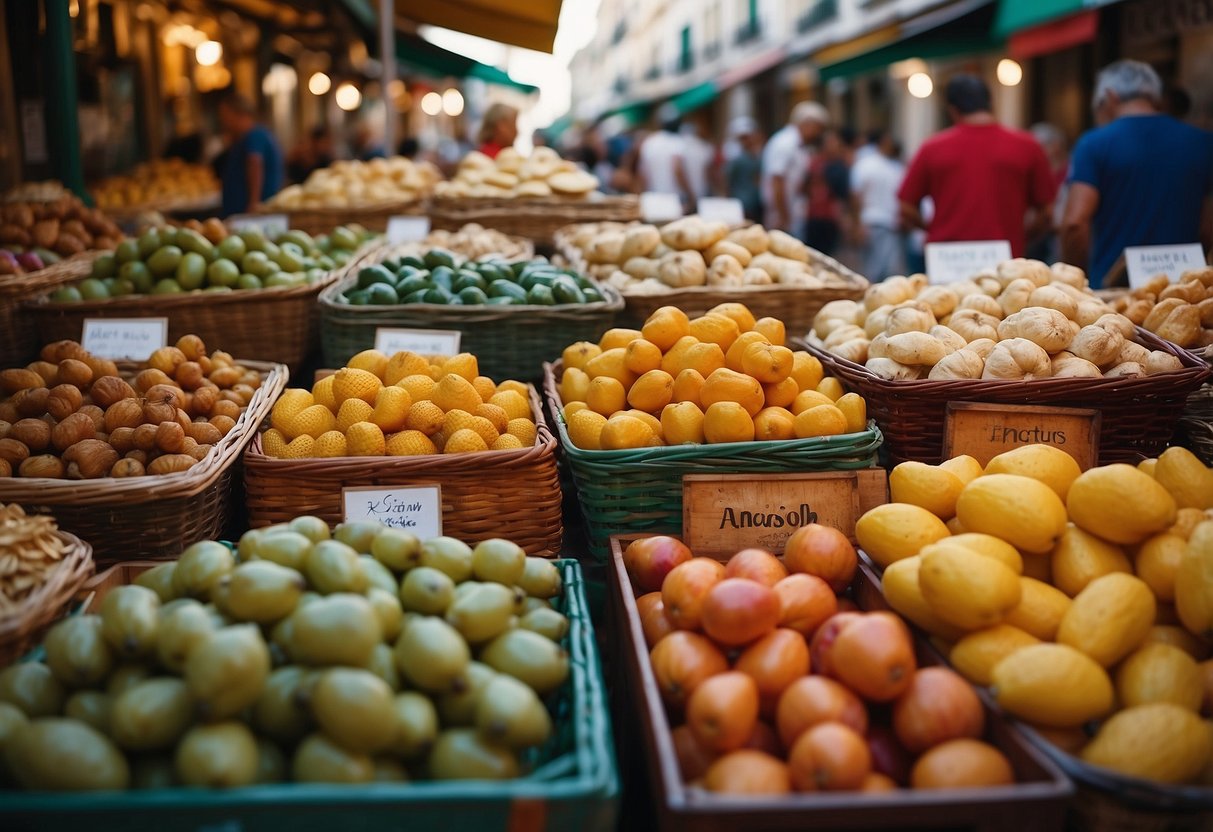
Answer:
[15,252,44,272]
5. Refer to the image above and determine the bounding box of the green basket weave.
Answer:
[1,560,619,832]
[318,255,624,381]
[543,363,884,562]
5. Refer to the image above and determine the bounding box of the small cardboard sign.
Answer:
[81,318,168,360]
[228,213,289,237]
[386,216,432,245]
[640,192,683,223]
[925,240,1013,284]
[1124,244,1207,288]
[696,197,745,227]
[374,328,461,356]
[682,470,889,557]
[342,484,443,536]
[943,402,1101,469]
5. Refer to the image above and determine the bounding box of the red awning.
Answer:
[717,46,788,91]
[1009,9,1099,60]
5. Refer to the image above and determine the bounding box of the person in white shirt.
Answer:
[762,101,830,236]
[681,117,716,207]
[638,107,692,206]
[850,130,906,281]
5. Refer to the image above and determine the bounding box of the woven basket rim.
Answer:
[259,199,428,216]
[367,234,535,264]
[431,193,639,210]
[0,359,288,503]
[0,529,93,648]
[0,250,102,301]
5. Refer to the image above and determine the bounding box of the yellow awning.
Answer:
[395,0,564,53]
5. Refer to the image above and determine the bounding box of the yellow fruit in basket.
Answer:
[946,534,1024,573]
[628,370,674,412]
[1138,458,1158,476]
[348,350,389,380]
[1135,533,1186,602]
[890,462,965,520]
[1169,508,1208,540]
[791,352,824,391]
[445,428,489,454]
[1051,524,1132,597]
[282,435,317,459]
[621,409,662,438]
[1081,703,1211,783]
[337,399,374,433]
[346,422,386,457]
[741,343,793,384]
[560,368,590,405]
[1115,643,1204,711]
[288,404,337,440]
[701,369,764,417]
[1002,577,1070,641]
[433,374,483,413]
[703,401,754,444]
[950,625,1040,686]
[856,504,951,568]
[1140,625,1206,659]
[333,368,383,406]
[754,407,796,441]
[586,377,627,416]
[790,390,834,415]
[919,542,1022,631]
[586,349,637,387]
[709,302,756,333]
[689,314,741,351]
[396,373,436,402]
[672,369,706,409]
[1066,464,1177,545]
[1175,521,1213,639]
[598,328,643,351]
[660,336,699,374]
[312,375,338,412]
[763,377,799,409]
[676,342,727,378]
[406,401,445,435]
[956,474,1067,555]
[472,376,498,403]
[468,416,500,446]
[475,403,509,434]
[1058,573,1155,667]
[939,455,984,486]
[497,380,529,397]
[661,402,705,445]
[490,390,530,421]
[753,317,786,347]
[642,307,691,352]
[370,387,411,433]
[984,445,1081,501]
[990,643,1114,728]
[262,428,288,457]
[816,377,845,402]
[624,339,663,375]
[793,404,848,439]
[600,415,652,450]
[315,430,349,458]
[442,409,477,437]
[567,409,607,450]
[882,556,966,642]
[384,351,431,385]
[507,418,537,446]
[442,354,479,382]
[492,434,525,451]
[386,430,436,456]
[725,331,770,372]
[946,516,967,535]
[1154,447,1213,509]
[271,389,314,434]
[835,393,866,434]
[562,341,602,372]
[563,402,587,419]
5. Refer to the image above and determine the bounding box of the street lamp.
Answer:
[997,59,1023,87]
[421,91,443,116]
[335,82,362,111]
[907,72,934,99]
[195,40,222,67]
[442,89,465,117]
[308,72,332,96]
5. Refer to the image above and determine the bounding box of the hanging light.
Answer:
[421,91,443,116]
[442,88,465,117]
[997,58,1023,87]
[308,72,332,96]
[907,72,934,99]
[387,80,406,100]
[195,40,222,67]
[335,82,362,111]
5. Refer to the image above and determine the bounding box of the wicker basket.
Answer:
[0,360,288,565]
[544,362,882,562]
[805,330,1211,465]
[23,241,382,372]
[430,195,640,249]
[258,200,425,237]
[0,252,100,367]
[0,529,93,665]
[318,249,623,380]
[1177,346,1213,465]
[244,384,563,556]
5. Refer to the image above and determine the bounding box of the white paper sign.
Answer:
[926,240,1013,284]
[343,485,443,537]
[375,328,462,356]
[81,318,168,360]
[1124,244,1208,288]
[640,192,683,223]
[387,216,432,245]
[228,213,289,237]
[696,197,745,227]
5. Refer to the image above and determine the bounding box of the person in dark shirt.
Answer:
[217,92,284,216]
[287,126,334,184]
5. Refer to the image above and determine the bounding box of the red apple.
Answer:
[700,578,781,647]
[866,723,913,785]
[624,535,693,594]
[808,611,862,678]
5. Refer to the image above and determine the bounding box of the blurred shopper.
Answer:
[1027,123,1069,263]
[803,129,851,256]
[850,130,905,281]
[899,75,1055,257]
[397,136,420,159]
[287,126,334,184]
[763,101,830,235]
[681,114,716,206]
[217,93,283,216]
[725,117,764,221]
[532,128,551,149]
[353,123,386,160]
[1061,61,1213,285]
[638,108,692,206]
[477,103,520,159]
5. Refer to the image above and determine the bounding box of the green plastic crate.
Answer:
[0,560,618,832]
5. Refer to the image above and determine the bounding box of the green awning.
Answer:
[993,0,1084,37]
[669,81,718,115]
[395,33,537,93]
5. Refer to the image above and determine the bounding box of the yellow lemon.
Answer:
[386,430,436,456]
[332,368,382,405]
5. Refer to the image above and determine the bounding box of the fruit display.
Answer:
[262,350,538,458]
[622,531,1024,795]
[91,159,219,212]
[1110,269,1213,349]
[268,157,442,210]
[558,217,858,295]
[49,224,375,301]
[338,251,604,308]
[393,224,533,262]
[0,336,264,478]
[434,147,599,200]
[0,520,571,790]
[0,504,68,609]
[0,195,123,273]
[554,303,867,450]
[861,443,1213,786]
[812,258,1186,380]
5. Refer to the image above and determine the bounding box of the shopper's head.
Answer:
[790,101,830,143]
[218,92,257,134]
[656,103,682,134]
[945,75,992,117]
[1092,60,1162,120]
[478,102,519,148]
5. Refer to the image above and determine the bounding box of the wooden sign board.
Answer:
[943,402,1101,469]
[682,470,888,557]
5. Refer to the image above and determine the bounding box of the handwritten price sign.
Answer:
[926,241,1013,284]
[374,328,462,356]
[342,485,443,537]
[81,318,168,360]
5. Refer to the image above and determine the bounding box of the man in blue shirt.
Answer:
[218,93,284,217]
[1061,60,1213,286]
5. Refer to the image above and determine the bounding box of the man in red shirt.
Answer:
[899,75,1057,257]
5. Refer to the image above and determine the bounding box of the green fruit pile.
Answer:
[340,249,603,307]
[0,518,570,790]
[51,224,375,302]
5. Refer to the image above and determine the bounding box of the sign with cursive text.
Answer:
[342,484,443,537]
